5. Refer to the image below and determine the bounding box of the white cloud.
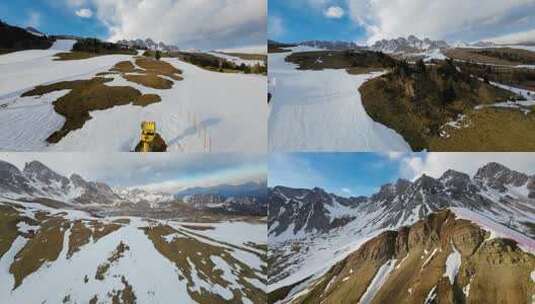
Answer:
[346,0,535,44]
[75,8,93,18]
[484,28,535,44]
[341,187,352,194]
[268,15,285,39]
[26,11,41,28]
[85,0,265,50]
[398,153,535,181]
[324,6,344,18]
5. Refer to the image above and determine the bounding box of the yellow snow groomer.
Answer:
[140,121,156,152]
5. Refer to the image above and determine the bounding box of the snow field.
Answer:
[268,46,410,151]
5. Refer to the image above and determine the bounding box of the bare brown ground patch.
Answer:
[110,61,142,74]
[142,224,265,303]
[218,52,267,61]
[0,205,23,258]
[180,224,215,231]
[54,52,97,61]
[123,74,173,89]
[21,77,161,143]
[109,276,137,304]
[9,217,69,289]
[95,241,130,280]
[67,220,92,258]
[118,57,183,89]
[429,107,535,151]
[90,221,122,242]
[134,57,183,80]
[132,94,161,106]
[445,47,535,66]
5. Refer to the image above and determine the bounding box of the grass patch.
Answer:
[360,59,517,150]
[67,220,92,258]
[22,77,161,143]
[134,57,183,80]
[181,224,215,231]
[90,221,122,242]
[9,217,68,289]
[0,205,23,258]
[110,61,142,74]
[285,50,396,71]
[110,276,137,304]
[429,107,535,151]
[95,241,130,280]
[217,52,267,61]
[119,57,183,89]
[54,52,97,61]
[445,47,535,66]
[142,224,265,303]
[123,74,173,89]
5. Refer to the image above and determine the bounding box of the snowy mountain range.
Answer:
[0,160,267,216]
[116,38,179,52]
[370,35,450,53]
[0,160,121,205]
[268,162,535,302]
[269,162,534,240]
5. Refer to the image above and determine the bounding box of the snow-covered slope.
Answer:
[268,162,535,291]
[268,46,410,151]
[0,199,266,303]
[0,41,266,152]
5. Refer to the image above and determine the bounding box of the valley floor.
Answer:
[0,199,267,303]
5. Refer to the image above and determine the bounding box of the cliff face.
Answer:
[283,210,534,304]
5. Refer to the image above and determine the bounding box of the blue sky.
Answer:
[268,152,535,198]
[0,0,107,38]
[269,153,402,197]
[269,0,364,43]
[1,153,267,193]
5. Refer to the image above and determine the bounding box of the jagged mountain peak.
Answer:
[370,35,449,53]
[0,159,21,175]
[23,160,65,181]
[440,168,470,181]
[474,162,528,190]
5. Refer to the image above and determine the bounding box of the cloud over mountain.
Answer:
[67,0,266,49]
[347,0,535,44]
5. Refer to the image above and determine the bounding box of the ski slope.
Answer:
[0,40,267,152]
[268,46,410,152]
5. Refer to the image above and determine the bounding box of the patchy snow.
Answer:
[268,46,411,152]
[421,248,438,270]
[451,207,535,254]
[463,283,471,297]
[0,46,266,151]
[207,51,265,67]
[424,286,437,304]
[49,39,77,51]
[358,259,397,304]
[444,243,461,285]
[0,200,265,303]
